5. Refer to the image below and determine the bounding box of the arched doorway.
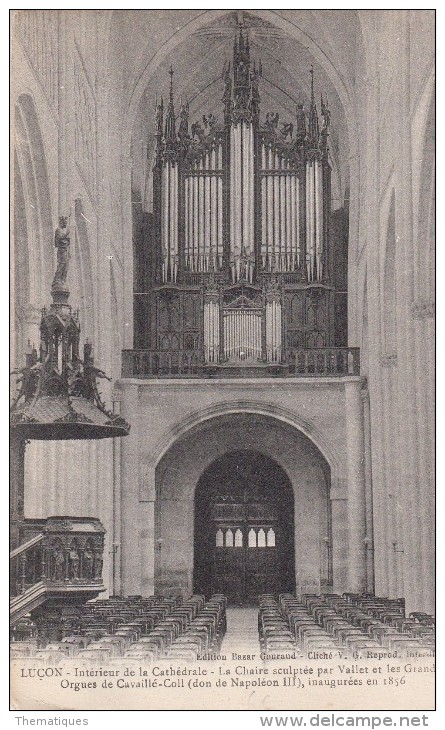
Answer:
[194,450,295,604]
[153,411,336,600]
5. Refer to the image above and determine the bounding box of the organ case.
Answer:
[134,28,346,367]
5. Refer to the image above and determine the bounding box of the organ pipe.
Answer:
[289,174,295,271]
[198,164,204,272]
[261,177,267,269]
[230,122,254,283]
[193,173,198,271]
[316,161,324,280]
[267,152,273,270]
[184,177,189,269]
[223,310,261,362]
[217,176,223,269]
[205,157,211,270]
[273,155,279,265]
[296,176,300,268]
[280,171,286,271]
[204,297,220,364]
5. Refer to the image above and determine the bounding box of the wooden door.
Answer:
[211,498,278,603]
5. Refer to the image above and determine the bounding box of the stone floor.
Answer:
[221,607,259,654]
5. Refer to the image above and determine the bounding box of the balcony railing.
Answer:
[122,347,360,378]
[10,517,106,623]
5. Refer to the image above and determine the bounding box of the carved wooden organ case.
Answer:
[134,29,348,368]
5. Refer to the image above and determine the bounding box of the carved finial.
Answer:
[308,65,319,148]
[169,66,174,101]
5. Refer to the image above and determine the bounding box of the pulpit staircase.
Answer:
[10,517,106,625]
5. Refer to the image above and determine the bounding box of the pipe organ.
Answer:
[135,28,347,369]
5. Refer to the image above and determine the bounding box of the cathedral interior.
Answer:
[10,10,435,656]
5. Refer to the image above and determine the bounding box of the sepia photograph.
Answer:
[9,7,435,714]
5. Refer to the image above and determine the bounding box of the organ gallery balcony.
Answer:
[121,347,360,379]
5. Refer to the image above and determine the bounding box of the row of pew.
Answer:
[11,594,227,663]
[258,592,435,657]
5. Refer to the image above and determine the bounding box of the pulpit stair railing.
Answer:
[10,517,106,623]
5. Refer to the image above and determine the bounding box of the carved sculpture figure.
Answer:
[280,122,294,140]
[191,121,204,142]
[203,113,217,132]
[53,547,65,580]
[52,212,72,289]
[265,112,279,133]
[69,547,80,579]
[321,96,331,131]
[83,548,94,580]
[155,99,164,136]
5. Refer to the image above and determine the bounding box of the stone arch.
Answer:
[152,410,346,599]
[123,9,357,150]
[13,93,53,363]
[150,400,342,483]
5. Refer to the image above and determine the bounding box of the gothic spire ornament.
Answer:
[10,219,130,440]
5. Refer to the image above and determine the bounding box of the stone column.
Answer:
[361,386,375,593]
[10,432,26,550]
[330,478,348,595]
[139,464,156,597]
[345,379,367,593]
[119,383,141,596]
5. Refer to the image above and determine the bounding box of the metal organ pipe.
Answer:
[235,125,241,281]
[273,154,279,269]
[315,161,324,280]
[209,151,214,268]
[198,160,205,272]
[285,166,291,271]
[160,166,165,282]
[280,162,286,271]
[163,162,170,282]
[261,145,267,269]
[188,173,193,270]
[205,153,211,271]
[171,163,178,282]
[289,173,295,272]
[242,123,247,265]
[261,175,267,270]
[296,176,301,268]
[247,124,255,282]
[193,170,198,272]
[267,150,273,271]
[306,161,315,282]
[229,129,235,282]
[184,176,189,269]
[217,144,223,268]
[314,160,320,280]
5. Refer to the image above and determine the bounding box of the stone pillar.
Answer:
[111,392,122,596]
[330,479,348,595]
[361,386,375,593]
[139,464,156,597]
[10,432,26,550]
[120,383,141,596]
[345,379,367,593]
